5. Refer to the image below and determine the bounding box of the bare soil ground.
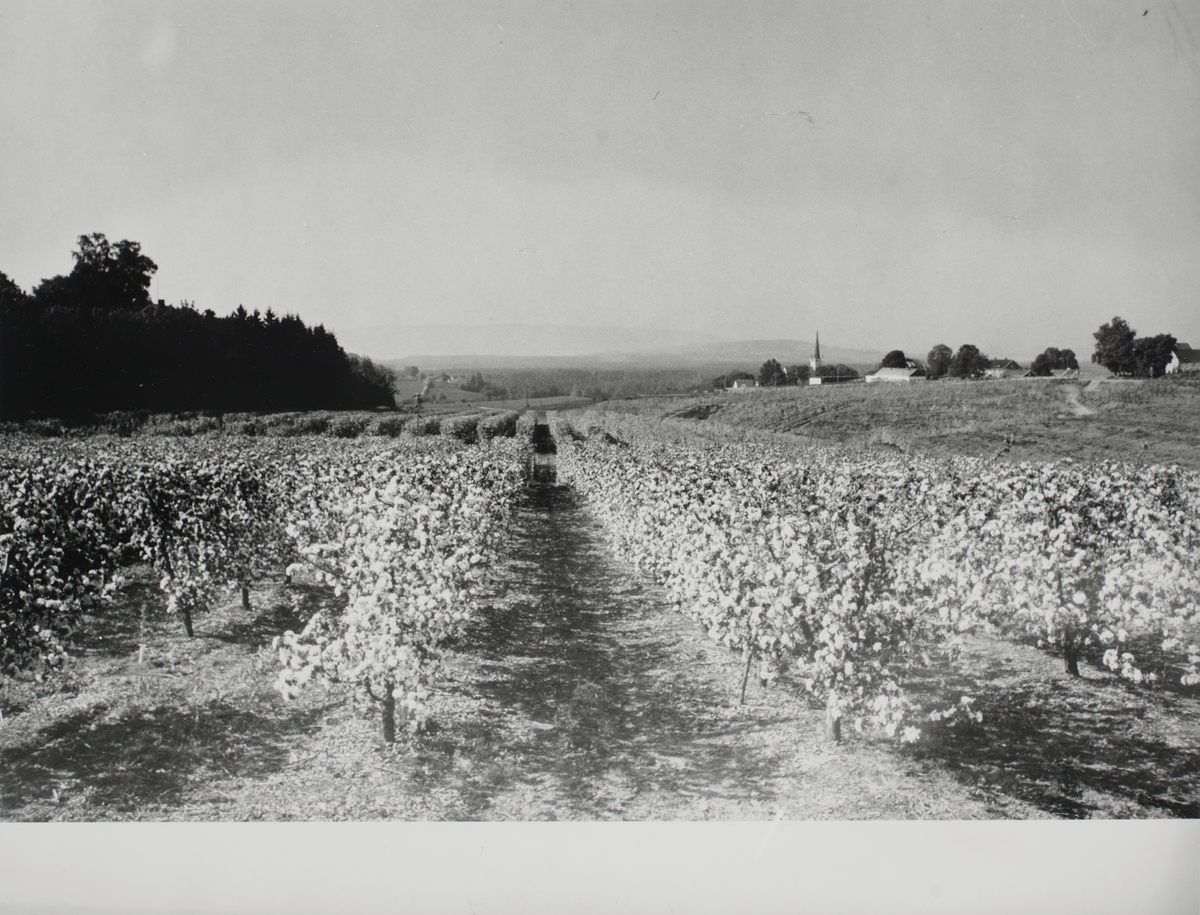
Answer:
[2,484,1196,821]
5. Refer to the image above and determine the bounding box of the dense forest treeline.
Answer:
[0,234,396,421]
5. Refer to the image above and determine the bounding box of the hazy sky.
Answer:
[2,1,1198,359]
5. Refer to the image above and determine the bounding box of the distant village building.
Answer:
[1021,366,1080,380]
[984,358,1023,380]
[1166,343,1200,374]
[800,332,861,384]
[866,366,925,383]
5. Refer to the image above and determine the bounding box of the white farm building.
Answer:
[1166,343,1200,374]
[866,367,925,383]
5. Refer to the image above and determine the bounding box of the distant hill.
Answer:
[651,338,883,368]
[333,323,721,362]
[359,323,882,373]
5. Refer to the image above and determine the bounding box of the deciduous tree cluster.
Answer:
[1092,317,1177,378]
[1030,347,1080,376]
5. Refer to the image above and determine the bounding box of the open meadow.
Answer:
[591,375,1200,472]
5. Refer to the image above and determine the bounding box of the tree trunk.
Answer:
[381,680,396,744]
[1063,643,1080,677]
[180,604,194,638]
[241,583,251,611]
[739,647,754,705]
[824,692,842,744]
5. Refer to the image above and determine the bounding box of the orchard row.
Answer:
[0,435,527,738]
[554,412,1200,742]
[5,413,1198,745]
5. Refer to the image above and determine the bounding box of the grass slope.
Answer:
[582,377,1200,471]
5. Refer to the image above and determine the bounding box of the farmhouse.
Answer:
[1166,343,1200,374]
[866,366,925,383]
[1021,366,1079,380]
[985,358,1023,379]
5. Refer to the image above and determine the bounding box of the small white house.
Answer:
[866,367,925,383]
[1166,343,1200,374]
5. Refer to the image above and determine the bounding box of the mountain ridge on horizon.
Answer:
[333,322,885,368]
[333,322,721,361]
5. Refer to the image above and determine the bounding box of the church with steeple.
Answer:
[804,331,859,385]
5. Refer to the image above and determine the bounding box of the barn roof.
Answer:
[869,366,924,380]
[1175,343,1200,364]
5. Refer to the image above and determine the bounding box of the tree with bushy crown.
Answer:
[1051,347,1079,370]
[926,344,953,379]
[786,364,810,385]
[1031,347,1080,376]
[758,358,788,386]
[880,350,908,369]
[31,233,158,312]
[1092,317,1138,375]
[1131,334,1177,378]
[0,271,27,308]
[948,344,989,379]
[816,363,859,380]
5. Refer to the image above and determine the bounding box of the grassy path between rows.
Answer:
[423,483,1016,820]
[2,483,1197,820]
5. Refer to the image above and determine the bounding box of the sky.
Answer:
[2,0,1198,361]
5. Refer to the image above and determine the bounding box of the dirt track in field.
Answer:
[1063,387,1096,416]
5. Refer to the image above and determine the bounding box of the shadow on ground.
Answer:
[0,698,329,819]
[2,574,340,821]
[420,483,795,819]
[214,582,328,648]
[903,645,1200,819]
[74,575,163,658]
[75,570,333,659]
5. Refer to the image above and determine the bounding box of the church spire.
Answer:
[810,331,822,372]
